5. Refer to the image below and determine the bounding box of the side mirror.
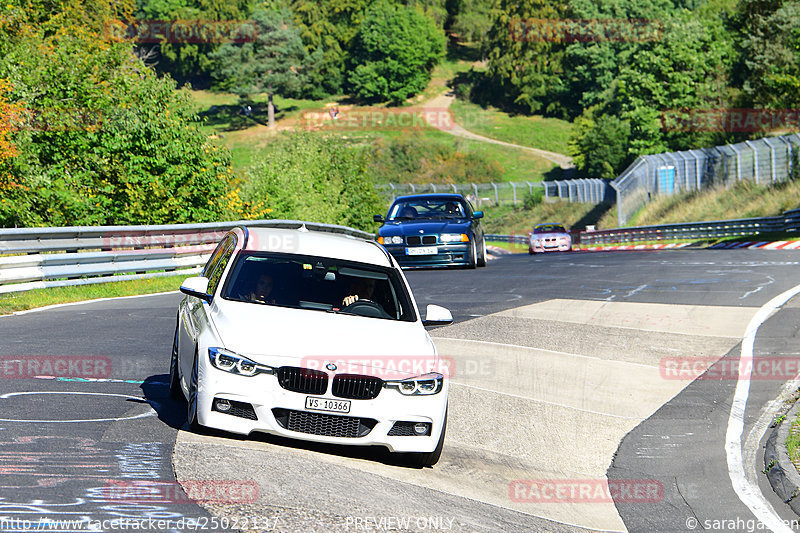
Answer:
[472,211,484,220]
[373,214,384,223]
[180,276,212,303]
[422,304,453,327]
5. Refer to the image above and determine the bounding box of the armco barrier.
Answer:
[488,207,800,248]
[0,220,374,294]
[2,210,797,295]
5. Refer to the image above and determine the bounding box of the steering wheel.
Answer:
[341,299,391,318]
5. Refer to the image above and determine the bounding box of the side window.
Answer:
[207,236,236,296]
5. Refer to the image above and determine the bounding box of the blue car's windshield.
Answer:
[388,199,467,220]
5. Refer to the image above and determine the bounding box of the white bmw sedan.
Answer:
[170,226,453,466]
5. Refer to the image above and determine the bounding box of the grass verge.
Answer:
[450,99,572,155]
[486,240,528,253]
[0,275,188,315]
[786,413,800,467]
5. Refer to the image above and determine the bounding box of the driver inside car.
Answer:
[342,277,376,307]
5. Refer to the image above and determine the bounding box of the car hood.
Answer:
[211,300,439,379]
[380,219,471,236]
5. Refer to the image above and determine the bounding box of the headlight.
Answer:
[440,233,468,243]
[208,347,274,377]
[385,373,444,395]
[379,236,403,245]
[390,236,403,244]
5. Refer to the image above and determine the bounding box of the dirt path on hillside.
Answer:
[423,91,575,169]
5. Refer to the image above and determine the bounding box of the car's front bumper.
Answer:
[196,362,448,453]
[383,243,471,269]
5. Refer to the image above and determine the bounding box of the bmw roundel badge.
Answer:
[325,363,337,371]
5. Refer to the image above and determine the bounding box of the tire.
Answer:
[477,238,487,267]
[528,247,535,255]
[467,239,477,269]
[408,408,447,467]
[187,351,203,432]
[169,323,184,401]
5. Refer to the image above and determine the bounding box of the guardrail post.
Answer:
[388,183,396,202]
[729,144,742,182]
[472,183,478,205]
[450,183,457,193]
[492,182,499,205]
[763,137,777,182]
[510,182,517,205]
[430,183,437,193]
[409,183,416,193]
[744,140,759,184]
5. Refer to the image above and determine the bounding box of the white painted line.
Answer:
[450,382,642,420]
[725,283,800,532]
[0,391,157,423]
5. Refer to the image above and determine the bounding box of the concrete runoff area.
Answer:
[173,299,759,532]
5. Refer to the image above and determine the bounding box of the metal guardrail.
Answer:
[2,209,797,295]
[375,179,614,206]
[0,220,374,294]
[487,208,800,247]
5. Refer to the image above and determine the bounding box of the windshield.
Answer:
[221,252,416,322]
[387,198,467,220]
[534,225,567,234]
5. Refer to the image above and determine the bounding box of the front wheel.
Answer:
[477,238,487,267]
[467,239,477,269]
[187,352,203,432]
[169,323,183,401]
[407,409,447,467]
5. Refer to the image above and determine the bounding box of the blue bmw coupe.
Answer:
[374,194,487,269]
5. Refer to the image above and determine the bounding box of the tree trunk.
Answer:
[268,93,275,128]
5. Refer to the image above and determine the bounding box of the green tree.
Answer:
[347,1,445,103]
[449,0,493,43]
[737,0,800,108]
[481,0,568,115]
[569,107,631,179]
[212,8,315,126]
[134,0,254,86]
[0,1,234,227]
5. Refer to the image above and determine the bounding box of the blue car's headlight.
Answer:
[439,233,468,243]
[208,347,275,377]
[384,373,444,395]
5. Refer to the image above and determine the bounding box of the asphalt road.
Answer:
[1,249,799,532]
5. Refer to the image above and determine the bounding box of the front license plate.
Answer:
[406,246,438,256]
[305,396,351,413]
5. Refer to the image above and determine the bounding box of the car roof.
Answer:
[535,223,566,227]
[393,193,466,203]
[240,227,391,267]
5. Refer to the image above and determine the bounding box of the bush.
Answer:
[0,14,234,227]
[240,132,383,232]
[522,191,542,210]
[366,134,503,184]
